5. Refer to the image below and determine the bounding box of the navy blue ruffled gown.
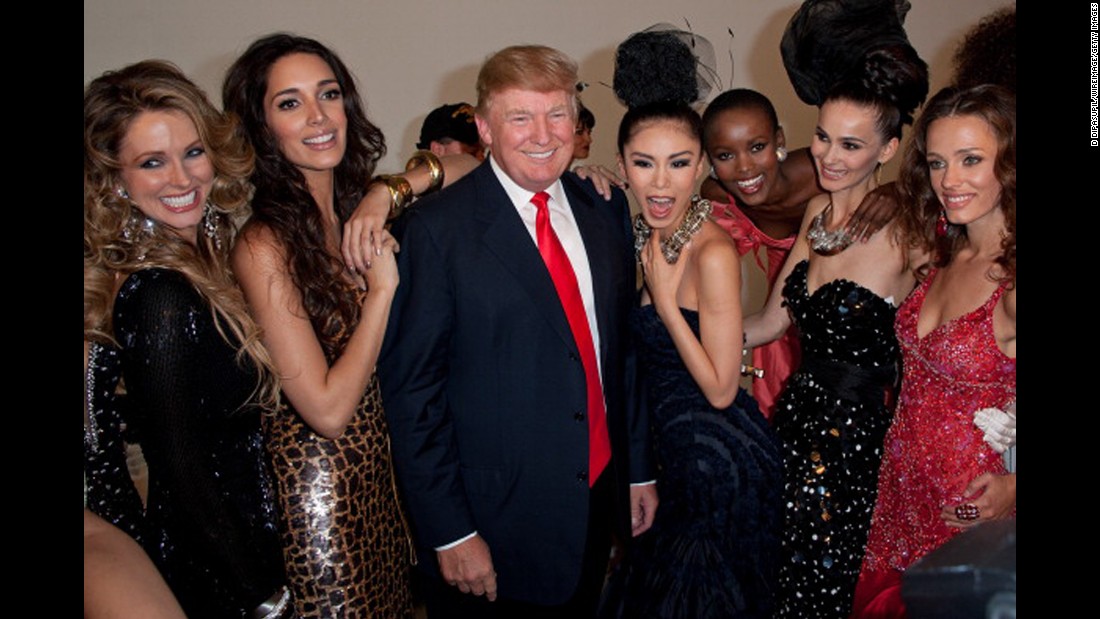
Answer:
[605,305,783,619]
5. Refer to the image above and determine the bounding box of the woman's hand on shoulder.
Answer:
[573,164,626,201]
[699,177,727,203]
[848,181,899,242]
[342,183,392,274]
[362,229,400,298]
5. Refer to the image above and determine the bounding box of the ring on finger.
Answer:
[955,503,980,521]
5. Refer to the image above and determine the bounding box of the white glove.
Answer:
[973,401,1016,453]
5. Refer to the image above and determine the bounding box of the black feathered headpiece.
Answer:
[781,0,917,106]
[613,24,716,109]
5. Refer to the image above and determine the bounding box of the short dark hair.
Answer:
[577,102,596,131]
[702,89,779,147]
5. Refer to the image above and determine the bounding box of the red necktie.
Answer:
[531,191,611,486]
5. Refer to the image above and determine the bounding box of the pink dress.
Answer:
[710,197,800,419]
[852,270,1016,617]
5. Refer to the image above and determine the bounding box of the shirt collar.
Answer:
[488,155,567,210]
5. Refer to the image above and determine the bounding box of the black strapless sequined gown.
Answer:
[607,305,783,619]
[773,260,899,619]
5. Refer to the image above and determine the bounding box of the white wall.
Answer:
[84,0,1011,172]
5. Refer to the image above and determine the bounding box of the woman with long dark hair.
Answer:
[224,33,414,617]
[743,44,929,617]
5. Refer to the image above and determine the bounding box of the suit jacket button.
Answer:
[569,352,579,361]
[576,471,588,483]
[574,411,585,422]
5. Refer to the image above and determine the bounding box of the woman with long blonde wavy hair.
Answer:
[83,60,292,618]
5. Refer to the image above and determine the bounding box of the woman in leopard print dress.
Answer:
[225,34,417,617]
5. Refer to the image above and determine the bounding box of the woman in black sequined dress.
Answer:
[84,61,290,618]
[743,46,929,618]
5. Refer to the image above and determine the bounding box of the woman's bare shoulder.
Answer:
[233,220,286,268]
[692,222,741,279]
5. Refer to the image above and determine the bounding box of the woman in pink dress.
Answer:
[852,84,1017,618]
[700,90,819,417]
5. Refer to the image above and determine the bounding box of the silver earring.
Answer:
[116,187,130,200]
[709,165,718,180]
[776,147,788,163]
[202,202,221,249]
[122,213,156,261]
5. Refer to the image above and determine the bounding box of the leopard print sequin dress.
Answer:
[267,286,413,618]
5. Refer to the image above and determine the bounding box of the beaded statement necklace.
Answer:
[633,195,712,264]
[806,200,855,255]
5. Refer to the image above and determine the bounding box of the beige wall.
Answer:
[84,0,1011,173]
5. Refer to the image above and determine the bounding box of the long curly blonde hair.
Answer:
[84,60,277,407]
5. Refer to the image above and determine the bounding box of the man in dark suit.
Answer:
[379,45,657,617]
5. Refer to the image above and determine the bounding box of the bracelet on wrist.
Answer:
[252,586,291,619]
[405,150,445,194]
[370,174,414,219]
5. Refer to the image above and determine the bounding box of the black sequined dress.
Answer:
[84,341,144,541]
[113,268,285,618]
[773,260,899,619]
[608,305,783,619]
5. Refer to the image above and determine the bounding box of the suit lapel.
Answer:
[474,165,578,354]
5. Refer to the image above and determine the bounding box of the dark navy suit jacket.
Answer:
[379,160,652,605]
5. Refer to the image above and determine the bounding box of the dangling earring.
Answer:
[122,213,154,241]
[202,202,221,249]
[874,162,883,186]
[122,213,156,261]
[709,165,718,180]
[776,146,788,163]
[116,187,130,200]
[935,210,948,237]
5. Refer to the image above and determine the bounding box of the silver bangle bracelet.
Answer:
[253,586,291,619]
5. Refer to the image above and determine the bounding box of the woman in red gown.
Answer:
[852,84,1017,618]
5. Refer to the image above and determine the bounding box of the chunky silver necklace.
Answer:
[634,195,712,264]
[807,200,855,255]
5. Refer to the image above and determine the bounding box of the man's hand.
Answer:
[630,484,658,536]
[436,535,498,601]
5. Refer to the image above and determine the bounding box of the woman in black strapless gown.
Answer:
[743,48,928,618]
[769,260,900,618]
[624,306,783,618]
[602,36,783,616]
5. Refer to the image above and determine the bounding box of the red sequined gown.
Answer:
[710,197,801,419]
[852,270,1016,617]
